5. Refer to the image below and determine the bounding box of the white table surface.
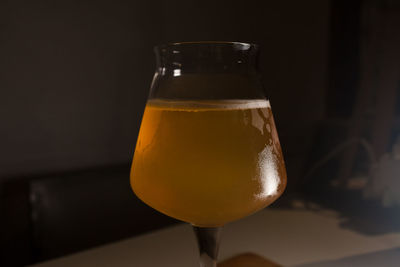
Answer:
[32,207,400,267]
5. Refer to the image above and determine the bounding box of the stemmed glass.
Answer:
[130,42,287,267]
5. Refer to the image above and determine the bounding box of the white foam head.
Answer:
[148,99,271,110]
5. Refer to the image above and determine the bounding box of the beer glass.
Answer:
[130,42,287,267]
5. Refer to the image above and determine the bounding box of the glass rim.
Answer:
[154,41,259,51]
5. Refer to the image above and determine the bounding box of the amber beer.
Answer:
[130,99,286,227]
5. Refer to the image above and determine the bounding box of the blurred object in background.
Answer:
[0,165,177,266]
[303,0,400,236]
[364,136,400,207]
[335,0,400,186]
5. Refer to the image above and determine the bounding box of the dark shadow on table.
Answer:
[296,248,400,267]
[269,189,400,236]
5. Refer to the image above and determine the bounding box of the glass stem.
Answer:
[193,226,222,267]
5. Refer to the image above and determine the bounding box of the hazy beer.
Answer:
[131,99,286,227]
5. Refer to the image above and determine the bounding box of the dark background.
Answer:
[1,0,400,266]
[0,0,329,180]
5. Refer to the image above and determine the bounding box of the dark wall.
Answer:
[0,0,330,181]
